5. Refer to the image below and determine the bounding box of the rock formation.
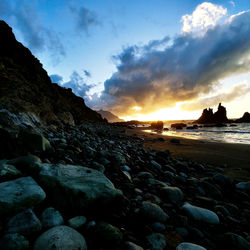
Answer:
[235,112,250,123]
[97,110,124,123]
[194,103,229,124]
[0,20,104,126]
[150,121,164,130]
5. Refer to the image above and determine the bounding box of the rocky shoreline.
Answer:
[0,19,250,250]
[0,118,250,250]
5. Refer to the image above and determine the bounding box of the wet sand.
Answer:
[126,127,250,181]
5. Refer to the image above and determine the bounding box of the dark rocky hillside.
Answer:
[97,110,124,122]
[0,20,104,126]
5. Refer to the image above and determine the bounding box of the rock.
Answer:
[236,181,250,193]
[218,233,250,250]
[151,222,166,232]
[34,163,123,214]
[150,121,164,130]
[213,173,233,187]
[18,130,52,152]
[146,233,166,250]
[6,209,42,235]
[34,225,87,250]
[140,201,168,223]
[170,138,180,144]
[112,152,126,166]
[0,160,21,181]
[151,160,162,170]
[95,222,123,247]
[92,162,105,173]
[0,176,46,214]
[161,186,184,204]
[0,128,17,158]
[123,241,144,250]
[194,103,228,124]
[171,123,187,129]
[8,155,41,173]
[0,233,29,250]
[175,228,189,238]
[182,202,220,224]
[68,216,87,229]
[176,242,207,250]
[41,207,64,229]
[200,181,222,199]
[137,172,154,179]
[235,112,250,123]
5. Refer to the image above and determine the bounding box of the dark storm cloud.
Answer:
[95,11,250,116]
[70,5,100,34]
[0,0,65,59]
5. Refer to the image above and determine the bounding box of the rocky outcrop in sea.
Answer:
[235,112,250,123]
[194,103,229,124]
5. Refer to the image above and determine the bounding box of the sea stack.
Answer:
[194,103,228,124]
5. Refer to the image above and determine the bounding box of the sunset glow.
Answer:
[121,103,201,121]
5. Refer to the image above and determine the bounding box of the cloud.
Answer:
[181,83,250,111]
[0,0,65,60]
[93,6,250,117]
[70,5,100,34]
[182,2,227,36]
[50,71,94,99]
[83,70,91,77]
[49,74,63,84]
[229,1,235,7]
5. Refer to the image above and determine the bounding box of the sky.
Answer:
[0,0,250,120]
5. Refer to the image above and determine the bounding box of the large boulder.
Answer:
[0,176,46,215]
[33,163,123,214]
[34,225,87,250]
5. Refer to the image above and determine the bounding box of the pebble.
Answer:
[41,207,64,229]
[140,201,169,223]
[176,242,207,250]
[146,233,166,250]
[7,209,42,235]
[182,202,220,224]
[68,216,87,229]
[34,225,87,250]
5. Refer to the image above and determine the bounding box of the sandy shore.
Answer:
[126,127,250,181]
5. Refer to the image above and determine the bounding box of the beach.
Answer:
[126,127,250,181]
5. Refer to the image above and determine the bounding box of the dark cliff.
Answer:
[0,20,104,126]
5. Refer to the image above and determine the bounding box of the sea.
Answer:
[144,121,250,145]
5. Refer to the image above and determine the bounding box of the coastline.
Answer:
[126,127,250,181]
